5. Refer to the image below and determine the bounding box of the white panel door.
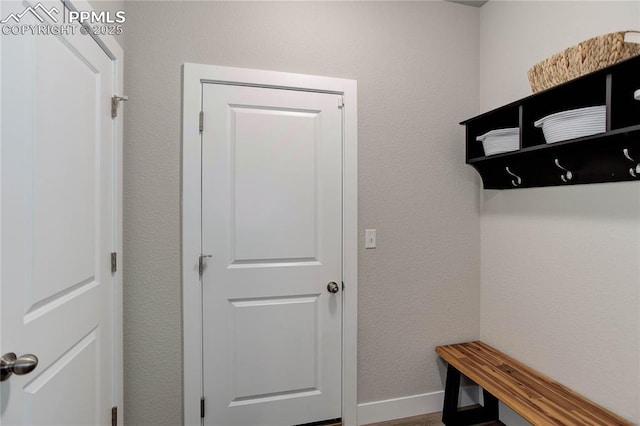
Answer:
[201,83,343,426]
[1,1,119,424]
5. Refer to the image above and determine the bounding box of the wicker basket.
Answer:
[528,31,640,93]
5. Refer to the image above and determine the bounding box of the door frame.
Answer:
[181,64,358,426]
[0,0,124,423]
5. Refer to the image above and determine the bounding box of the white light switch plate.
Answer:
[365,229,376,249]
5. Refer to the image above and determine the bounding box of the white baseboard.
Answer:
[357,386,480,425]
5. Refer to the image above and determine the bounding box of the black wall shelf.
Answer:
[463,55,640,190]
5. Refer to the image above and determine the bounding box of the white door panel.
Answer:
[232,106,318,262]
[25,332,99,425]
[230,295,318,398]
[202,84,342,425]
[1,0,119,424]
[31,30,98,308]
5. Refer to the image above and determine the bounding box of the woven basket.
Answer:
[528,31,640,93]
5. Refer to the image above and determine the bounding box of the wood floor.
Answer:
[363,412,444,426]
[323,412,504,426]
[362,412,504,426]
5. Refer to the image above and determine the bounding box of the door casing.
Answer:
[181,64,358,426]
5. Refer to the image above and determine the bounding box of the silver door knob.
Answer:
[327,281,340,294]
[1,352,38,381]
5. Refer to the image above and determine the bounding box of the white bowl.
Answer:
[635,89,640,101]
[476,128,519,156]
[534,105,606,144]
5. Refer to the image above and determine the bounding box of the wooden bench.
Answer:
[435,341,632,426]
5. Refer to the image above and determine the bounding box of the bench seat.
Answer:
[435,341,632,426]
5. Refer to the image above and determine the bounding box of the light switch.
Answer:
[365,229,376,249]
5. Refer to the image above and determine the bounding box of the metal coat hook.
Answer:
[554,158,573,183]
[505,166,522,187]
[622,148,640,178]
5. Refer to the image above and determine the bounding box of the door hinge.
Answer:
[200,397,205,418]
[338,96,344,109]
[199,254,212,276]
[111,406,117,426]
[111,95,128,118]
[111,252,117,273]
[199,111,204,132]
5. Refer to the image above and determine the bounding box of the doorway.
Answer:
[182,64,357,426]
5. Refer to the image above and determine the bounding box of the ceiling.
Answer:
[447,0,488,7]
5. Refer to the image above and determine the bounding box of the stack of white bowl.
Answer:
[534,105,606,144]
[476,127,520,156]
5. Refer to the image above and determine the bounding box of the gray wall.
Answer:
[479,1,640,423]
[87,0,124,48]
[122,2,481,424]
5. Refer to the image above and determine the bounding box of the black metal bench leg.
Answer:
[442,364,461,425]
[442,364,500,426]
[482,388,499,420]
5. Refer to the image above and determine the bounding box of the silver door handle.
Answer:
[1,352,38,381]
[327,282,340,294]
